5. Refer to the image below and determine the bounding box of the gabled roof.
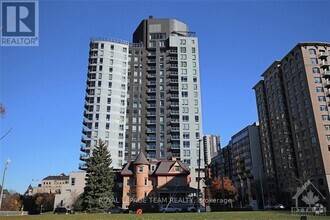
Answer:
[154,161,190,175]
[43,173,69,181]
[134,152,149,165]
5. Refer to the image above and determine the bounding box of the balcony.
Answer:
[322,70,330,78]
[147,96,156,100]
[318,52,329,59]
[320,60,330,69]
[324,81,330,88]
[147,103,156,108]
[169,94,179,99]
[147,88,157,93]
[171,110,179,115]
[167,64,178,70]
[147,128,156,133]
[169,119,180,124]
[146,111,156,117]
[171,127,180,132]
[146,137,157,142]
[167,79,179,85]
[167,50,178,56]
[80,144,90,152]
[147,59,156,64]
[146,145,156,150]
[167,71,178,77]
[167,57,178,63]
[147,51,156,57]
[80,154,90,160]
[171,136,180,141]
[326,90,330,97]
[147,81,157,86]
[79,163,87,170]
[147,120,156,125]
[147,74,156,79]
[147,66,156,72]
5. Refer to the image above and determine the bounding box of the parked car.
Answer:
[53,207,74,214]
[273,203,285,210]
[159,205,182,213]
[108,206,124,214]
[187,204,206,212]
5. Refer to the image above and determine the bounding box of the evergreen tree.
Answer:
[82,139,114,213]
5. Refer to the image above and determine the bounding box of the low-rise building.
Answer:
[121,152,196,210]
[33,173,69,194]
[53,172,86,209]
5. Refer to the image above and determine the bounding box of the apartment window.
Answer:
[182,84,188,90]
[183,132,190,139]
[314,77,322,83]
[71,178,76,186]
[327,135,330,142]
[308,49,316,55]
[322,115,330,121]
[181,54,187,60]
[181,61,187,67]
[310,58,318,64]
[106,123,110,129]
[312,67,320,74]
[183,124,189,130]
[98,81,102,87]
[180,39,186,45]
[138,166,144,173]
[318,96,326,102]
[182,115,189,122]
[180,47,186,53]
[320,105,328,111]
[182,69,187,75]
[184,159,191,165]
[193,69,197,75]
[182,99,188,105]
[182,107,189,113]
[316,87,324,93]
[183,141,190,148]
[182,91,188,97]
[183,150,190,157]
[325,125,330,130]
[192,47,196,53]
[181,76,187,82]
[194,84,198,90]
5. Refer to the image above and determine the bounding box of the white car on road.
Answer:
[159,205,182,213]
[187,204,206,212]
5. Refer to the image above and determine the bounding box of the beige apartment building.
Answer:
[53,172,86,209]
[33,173,69,194]
[253,42,330,208]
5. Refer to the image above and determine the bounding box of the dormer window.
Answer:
[151,165,156,172]
[174,166,180,172]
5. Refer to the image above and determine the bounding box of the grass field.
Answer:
[0,212,328,220]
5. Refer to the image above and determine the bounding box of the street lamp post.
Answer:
[196,139,202,213]
[258,164,265,209]
[0,159,11,210]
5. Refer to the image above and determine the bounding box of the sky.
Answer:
[0,0,329,194]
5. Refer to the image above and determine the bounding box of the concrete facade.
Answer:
[253,42,330,208]
[53,172,86,209]
[79,17,204,189]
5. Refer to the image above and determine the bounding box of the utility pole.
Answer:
[0,159,11,209]
[196,139,202,213]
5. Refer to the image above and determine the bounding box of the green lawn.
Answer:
[0,212,328,220]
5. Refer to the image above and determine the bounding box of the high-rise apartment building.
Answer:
[80,16,204,188]
[203,135,220,165]
[253,42,330,208]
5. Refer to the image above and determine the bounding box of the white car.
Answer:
[187,204,206,212]
[159,205,182,213]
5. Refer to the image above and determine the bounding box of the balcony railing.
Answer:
[323,70,330,78]
[321,60,330,68]
[318,52,329,58]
